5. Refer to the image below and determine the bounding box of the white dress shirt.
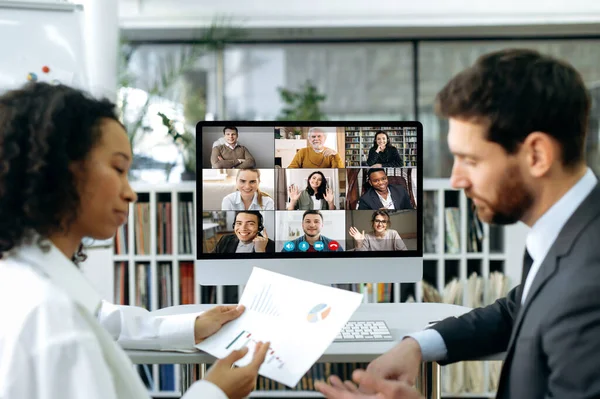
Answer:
[221,191,275,211]
[0,237,227,399]
[409,167,598,361]
[376,189,394,209]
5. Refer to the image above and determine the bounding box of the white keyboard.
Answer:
[334,320,394,342]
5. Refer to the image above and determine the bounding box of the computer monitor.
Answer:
[196,122,423,285]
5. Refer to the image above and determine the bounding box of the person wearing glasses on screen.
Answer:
[288,128,343,168]
[212,211,274,253]
[366,131,404,167]
[211,126,256,169]
[287,171,337,210]
[358,168,413,211]
[348,211,407,251]
[221,169,274,211]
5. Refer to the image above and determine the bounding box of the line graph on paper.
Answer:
[247,284,280,317]
[225,329,285,369]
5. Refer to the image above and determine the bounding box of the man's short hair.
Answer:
[234,210,261,225]
[435,48,590,167]
[302,210,323,221]
[367,168,387,180]
[223,126,238,134]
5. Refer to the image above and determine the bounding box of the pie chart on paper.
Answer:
[307,303,331,323]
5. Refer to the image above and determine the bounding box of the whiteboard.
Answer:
[0,1,88,94]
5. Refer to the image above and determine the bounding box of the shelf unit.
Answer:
[88,179,528,399]
[344,126,418,167]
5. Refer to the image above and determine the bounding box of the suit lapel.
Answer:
[498,184,600,392]
[504,255,559,353]
[369,189,383,209]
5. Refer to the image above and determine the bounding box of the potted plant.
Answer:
[276,80,327,121]
[158,112,196,181]
[117,21,243,180]
[294,129,302,139]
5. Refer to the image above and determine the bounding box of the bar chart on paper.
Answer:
[248,284,280,317]
[196,267,364,388]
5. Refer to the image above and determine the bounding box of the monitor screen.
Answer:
[196,122,423,285]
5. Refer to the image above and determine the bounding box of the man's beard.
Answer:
[469,167,533,225]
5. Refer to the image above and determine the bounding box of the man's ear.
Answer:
[522,132,557,178]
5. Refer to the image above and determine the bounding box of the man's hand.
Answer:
[194,305,245,344]
[315,370,424,399]
[253,228,269,252]
[364,338,423,386]
[205,341,270,399]
[323,148,338,157]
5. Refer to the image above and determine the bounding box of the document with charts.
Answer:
[195,267,363,387]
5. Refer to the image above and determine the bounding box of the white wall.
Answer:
[119,0,600,40]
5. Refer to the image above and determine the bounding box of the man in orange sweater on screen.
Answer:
[288,127,343,168]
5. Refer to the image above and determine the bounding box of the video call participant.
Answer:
[212,211,274,253]
[222,169,274,210]
[287,171,336,210]
[211,126,256,169]
[366,130,404,167]
[358,168,413,211]
[288,128,342,168]
[284,210,343,252]
[348,210,407,251]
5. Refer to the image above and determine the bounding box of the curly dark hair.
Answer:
[0,82,120,262]
[435,48,590,167]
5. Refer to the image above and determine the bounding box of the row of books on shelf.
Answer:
[113,261,195,307]
[422,203,486,254]
[410,271,510,395]
[114,200,195,256]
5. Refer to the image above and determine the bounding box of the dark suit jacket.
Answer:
[430,182,600,398]
[212,234,275,253]
[357,184,413,210]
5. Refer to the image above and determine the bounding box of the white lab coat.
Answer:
[0,238,226,399]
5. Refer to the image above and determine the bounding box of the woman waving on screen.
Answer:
[287,171,336,210]
[349,211,407,251]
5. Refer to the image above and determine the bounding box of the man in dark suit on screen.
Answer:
[316,49,600,399]
[357,168,413,211]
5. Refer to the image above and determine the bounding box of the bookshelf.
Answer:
[344,126,418,167]
[88,179,528,398]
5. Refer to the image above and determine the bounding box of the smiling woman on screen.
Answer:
[222,168,275,211]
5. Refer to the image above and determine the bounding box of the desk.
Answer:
[126,303,504,398]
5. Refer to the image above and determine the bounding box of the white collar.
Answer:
[11,235,103,316]
[526,167,598,264]
[376,187,392,200]
[234,191,258,206]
